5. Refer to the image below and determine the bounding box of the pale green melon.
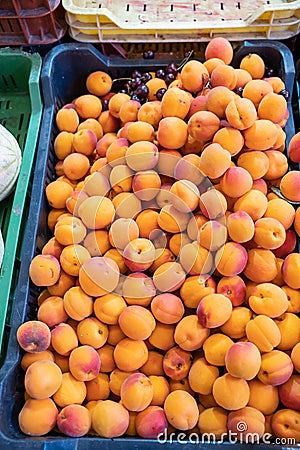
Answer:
[0,124,22,202]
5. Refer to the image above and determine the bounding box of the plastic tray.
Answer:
[62,0,300,43]
[0,48,42,365]
[0,0,67,46]
[0,40,297,449]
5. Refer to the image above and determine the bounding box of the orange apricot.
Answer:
[212,373,250,410]
[29,254,61,287]
[151,293,184,324]
[199,143,231,179]
[188,110,220,142]
[114,338,148,371]
[56,107,79,133]
[253,217,286,250]
[197,293,232,328]
[120,373,154,412]
[157,116,188,149]
[76,317,108,348]
[75,94,102,119]
[235,68,252,88]
[188,357,219,395]
[258,92,287,123]
[220,306,253,340]
[237,151,269,180]
[161,86,190,119]
[18,398,58,436]
[205,37,233,64]
[202,333,234,366]
[242,79,273,108]
[227,211,254,243]
[164,390,199,430]
[220,166,253,198]
[51,322,78,356]
[146,78,167,101]
[244,248,277,283]
[280,170,300,202]
[118,305,156,340]
[233,189,268,221]
[174,315,210,351]
[21,350,55,371]
[243,119,278,151]
[206,86,234,118]
[86,71,112,96]
[240,53,265,79]
[210,64,237,90]
[37,295,68,328]
[54,131,74,160]
[78,117,103,139]
[25,360,62,399]
[46,180,73,209]
[225,341,261,380]
[137,101,162,128]
[92,400,129,438]
[203,58,225,75]
[282,253,300,289]
[212,126,244,156]
[180,60,209,92]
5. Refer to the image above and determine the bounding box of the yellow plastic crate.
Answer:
[62,0,300,42]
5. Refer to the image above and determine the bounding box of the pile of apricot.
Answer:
[16,37,300,442]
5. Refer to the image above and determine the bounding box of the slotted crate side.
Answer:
[0,1,66,46]
[0,40,297,449]
[0,48,43,365]
[0,0,60,18]
[62,0,300,42]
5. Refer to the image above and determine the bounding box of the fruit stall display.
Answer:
[0,48,43,365]
[0,37,300,447]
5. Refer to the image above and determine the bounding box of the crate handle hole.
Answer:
[8,19,14,32]
[1,75,9,88]
[18,113,24,130]
[9,75,17,88]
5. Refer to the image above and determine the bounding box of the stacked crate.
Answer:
[0,0,66,45]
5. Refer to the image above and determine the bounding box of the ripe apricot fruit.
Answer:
[17,36,300,441]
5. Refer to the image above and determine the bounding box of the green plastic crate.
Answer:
[0,48,42,365]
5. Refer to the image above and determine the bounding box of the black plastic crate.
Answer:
[294,59,300,134]
[0,41,297,449]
